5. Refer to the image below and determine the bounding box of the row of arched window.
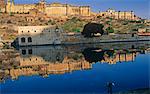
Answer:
[21,27,60,33]
[16,12,29,14]
[22,49,32,55]
[21,30,37,33]
[21,37,32,43]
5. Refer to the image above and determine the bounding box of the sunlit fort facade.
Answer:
[98,8,140,20]
[0,0,90,17]
[0,0,139,20]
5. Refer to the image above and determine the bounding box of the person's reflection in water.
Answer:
[106,82,115,94]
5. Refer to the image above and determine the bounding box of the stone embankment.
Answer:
[62,33,150,45]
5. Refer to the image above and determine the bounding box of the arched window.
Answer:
[28,49,32,54]
[22,50,26,55]
[132,33,134,37]
[21,37,25,43]
[28,37,32,42]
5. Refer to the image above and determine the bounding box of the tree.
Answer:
[81,23,104,37]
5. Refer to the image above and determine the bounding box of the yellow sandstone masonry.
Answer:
[2,0,90,17]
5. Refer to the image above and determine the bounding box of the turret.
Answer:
[131,11,134,20]
[6,0,11,13]
[38,0,46,13]
[11,0,15,13]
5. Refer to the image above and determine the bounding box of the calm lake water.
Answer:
[0,42,150,94]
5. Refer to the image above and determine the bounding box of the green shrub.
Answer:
[62,19,86,32]
[48,20,52,24]
[48,20,56,25]
[9,35,16,40]
[106,21,110,25]
[122,21,129,25]
[72,28,80,32]
[3,43,9,49]
[106,27,114,33]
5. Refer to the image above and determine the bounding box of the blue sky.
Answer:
[14,0,149,19]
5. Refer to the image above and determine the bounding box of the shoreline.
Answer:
[18,37,150,47]
[1,34,150,47]
[62,38,150,45]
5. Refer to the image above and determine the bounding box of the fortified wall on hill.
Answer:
[0,0,140,20]
[0,0,90,17]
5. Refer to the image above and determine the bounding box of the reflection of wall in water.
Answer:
[82,48,139,64]
[19,46,65,64]
[101,52,138,64]
[9,56,91,79]
[2,46,148,81]
[4,47,92,80]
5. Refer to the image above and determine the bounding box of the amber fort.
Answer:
[0,0,140,20]
[0,0,90,17]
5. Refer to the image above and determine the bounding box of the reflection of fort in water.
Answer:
[10,46,92,80]
[83,48,138,64]
[1,42,149,82]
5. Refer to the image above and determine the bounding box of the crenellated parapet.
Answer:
[5,0,91,17]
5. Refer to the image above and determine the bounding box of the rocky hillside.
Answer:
[0,13,148,40]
